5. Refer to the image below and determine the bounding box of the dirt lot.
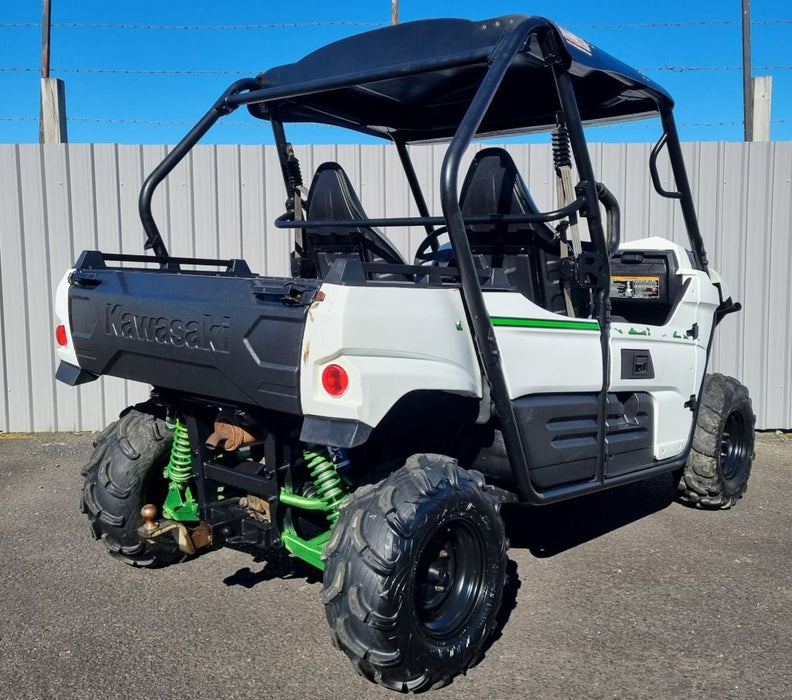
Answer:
[0,431,790,700]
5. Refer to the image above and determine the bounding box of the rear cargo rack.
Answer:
[73,250,253,276]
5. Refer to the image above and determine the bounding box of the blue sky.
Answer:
[0,0,790,144]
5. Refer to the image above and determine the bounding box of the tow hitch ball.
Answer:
[137,504,212,555]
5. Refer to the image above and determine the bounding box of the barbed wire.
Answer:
[565,19,792,29]
[0,21,386,30]
[3,65,792,75]
[1,18,787,134]
[68,116,268,128]
[0,67,250,75]
[1,19,792,30]
[0,115,267,127]
[1,115,789,128]
[640,65,792,72]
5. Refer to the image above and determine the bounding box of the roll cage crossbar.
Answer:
[136,17,711,501]
[273,198,587,231]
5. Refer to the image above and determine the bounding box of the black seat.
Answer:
[459,147,582,315]
[299,162,406,279]
[460,147,556,250]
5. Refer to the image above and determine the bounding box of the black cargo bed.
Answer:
[65,251,319,414]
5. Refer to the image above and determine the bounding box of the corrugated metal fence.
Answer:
[1,142,790,432]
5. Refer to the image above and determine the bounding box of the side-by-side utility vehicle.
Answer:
[55,15,754,692]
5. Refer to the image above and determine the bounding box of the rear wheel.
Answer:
[81,403,183,567]
[677,373,755,509]
[322,454,507,692]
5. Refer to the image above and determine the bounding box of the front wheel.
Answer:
[677,373,755,509]
[322,454,507,692]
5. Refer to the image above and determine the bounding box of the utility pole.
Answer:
[41,0,51,81]
[741,1,773,141]
[741,0,752,141]
[751,75,772,141]
[391,0,399,25]
[39,0,67,143]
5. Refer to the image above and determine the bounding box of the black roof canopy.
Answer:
[244,15,672,142]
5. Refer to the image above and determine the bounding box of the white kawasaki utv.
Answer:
[55,14,754,692]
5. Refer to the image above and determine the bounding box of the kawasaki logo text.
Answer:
[105,304,230,353]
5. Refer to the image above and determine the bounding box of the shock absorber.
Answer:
[279,447,352,570]
[303,448,348,525]
[552,121,572,171]
[165,417,192,483]
[284,150,304,193]
[162,416,199,521]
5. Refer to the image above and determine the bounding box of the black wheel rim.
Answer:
[414,517,487,639]
[720,409,749,480]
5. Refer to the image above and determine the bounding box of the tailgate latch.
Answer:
[252,282,322,306]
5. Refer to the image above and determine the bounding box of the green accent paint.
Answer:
[491,316,599,331]
[282,528,331,571]
[455,320,463,331]
[672,330,683,338]
[162,484,199,521]
[614,327,624,334]
[628,327,651,336]
[279,448,352,570]
[279,489,328,511]
[303,449,348,525]
[162,417,199,522]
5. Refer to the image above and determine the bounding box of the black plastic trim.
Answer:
[55,361,98,386]
[300,415,372,448]
[620,349,655,379]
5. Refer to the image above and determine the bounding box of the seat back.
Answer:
[459,148,570,313]
[460,147,554,247]
[300,162,406,278]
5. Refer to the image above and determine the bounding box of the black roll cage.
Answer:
[136,18,710,503]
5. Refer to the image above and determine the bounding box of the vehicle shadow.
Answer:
[222,472,676,602]
[501,470,678,558]
[479,472,678,653]
[479,557,521,661]
[223,549,322,588]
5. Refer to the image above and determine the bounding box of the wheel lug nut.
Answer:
[434,585,445,592]
[439,549,449,559]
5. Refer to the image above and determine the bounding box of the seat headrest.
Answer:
[460,147,542,217]
[304,161,406,265]
[306,162,368,225]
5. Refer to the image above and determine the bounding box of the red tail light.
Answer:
[55,324,68,347]
[321,364,349,396]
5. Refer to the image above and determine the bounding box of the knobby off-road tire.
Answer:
[322,454,508,692]
[80,403,182,567]
[677,373,755,509]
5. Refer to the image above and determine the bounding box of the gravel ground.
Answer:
[0,431,790,700]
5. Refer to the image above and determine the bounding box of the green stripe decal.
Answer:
[490,316,599,331]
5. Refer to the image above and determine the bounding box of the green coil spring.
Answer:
[165,417,192,483]
[304,449,347,525]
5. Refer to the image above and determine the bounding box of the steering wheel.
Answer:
[413,227,449,264]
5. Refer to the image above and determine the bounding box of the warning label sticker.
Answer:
[611,275,661,300]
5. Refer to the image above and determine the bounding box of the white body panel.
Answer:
[482,292,602,396]
[300,284,481,427]
[480,237,721,462]
[609,238,720,459]
[300,237,722,463]
[54,269,79,367]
